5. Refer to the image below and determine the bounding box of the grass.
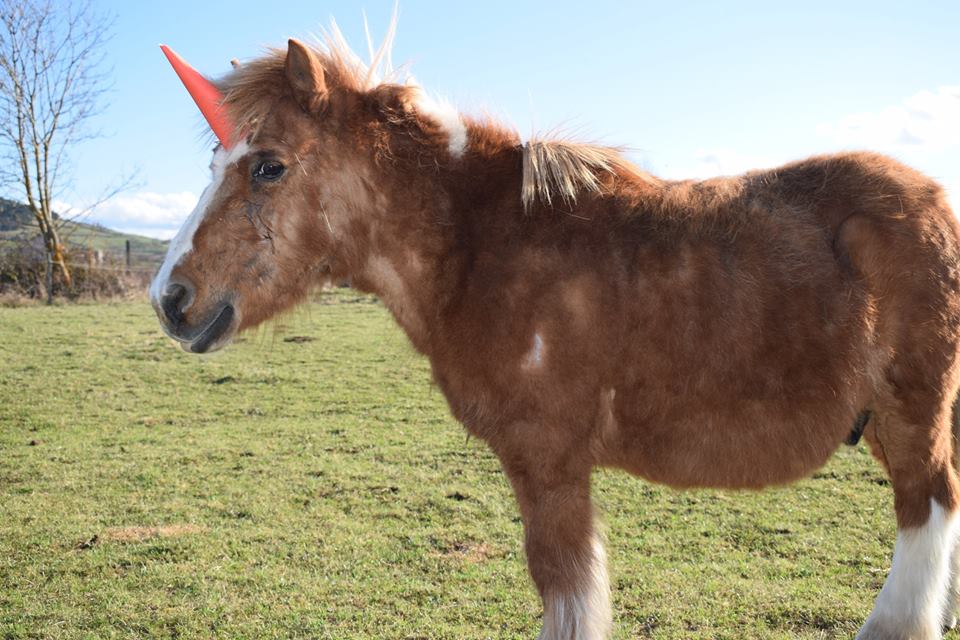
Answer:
[0,293,899,639]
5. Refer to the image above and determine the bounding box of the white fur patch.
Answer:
[539,534,611,640]
[524,332,545,369]
[413,90,467,158]
[858,500,960,640]
[149,141,249,304]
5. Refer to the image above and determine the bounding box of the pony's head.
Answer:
[150,30,461,353]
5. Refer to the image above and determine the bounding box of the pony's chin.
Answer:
[184,304,236,354]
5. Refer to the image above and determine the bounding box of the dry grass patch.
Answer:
[100,524,205,543]
[440,541,497,564]
[0,291,38,307]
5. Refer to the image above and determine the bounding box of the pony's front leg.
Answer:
[501,454,611,640]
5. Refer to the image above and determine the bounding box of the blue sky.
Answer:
[22,0,960,238]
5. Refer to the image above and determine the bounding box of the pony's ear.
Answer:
[285,39,327,113]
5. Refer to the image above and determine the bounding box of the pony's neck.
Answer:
[349,117,523,354]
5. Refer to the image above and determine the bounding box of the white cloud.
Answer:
[817,86,960,152]
[817,87,960,218]
[55,191,197,240]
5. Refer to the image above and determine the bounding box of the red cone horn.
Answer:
[160,44,234,149]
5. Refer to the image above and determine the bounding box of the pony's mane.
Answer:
[522,138,650,210]
[220,16,656,210]
[220,16,408,136]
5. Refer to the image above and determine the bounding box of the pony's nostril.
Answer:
[160,283,191,328]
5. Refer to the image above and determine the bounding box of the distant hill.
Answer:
[0,198,49,231]
[0,198,167,269]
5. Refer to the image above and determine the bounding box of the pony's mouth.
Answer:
[187,304,236,354]
[158,302,237,354]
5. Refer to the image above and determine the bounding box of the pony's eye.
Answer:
[253,160,285,182]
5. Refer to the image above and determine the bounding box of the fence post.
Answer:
[125,240,131,275]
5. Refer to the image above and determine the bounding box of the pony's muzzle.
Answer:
[154,280,237,353]
[159,281,193,332]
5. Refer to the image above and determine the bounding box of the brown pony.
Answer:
[151,24,960,640]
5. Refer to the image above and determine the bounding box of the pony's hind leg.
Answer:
[943,395,960,631]
[499,447,611,640]
[858,407,960,640]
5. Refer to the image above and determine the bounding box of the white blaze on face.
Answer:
[149,141,250,306]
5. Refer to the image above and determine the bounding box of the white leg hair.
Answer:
[857,499,960,640]
[943,536,960,630]
[538,533,612,640]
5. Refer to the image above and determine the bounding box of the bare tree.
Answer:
[0,0,113,303]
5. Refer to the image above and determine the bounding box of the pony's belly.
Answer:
[606,404,855,490]
[600,311,876,489]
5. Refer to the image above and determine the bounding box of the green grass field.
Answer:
[0,295,900,639]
